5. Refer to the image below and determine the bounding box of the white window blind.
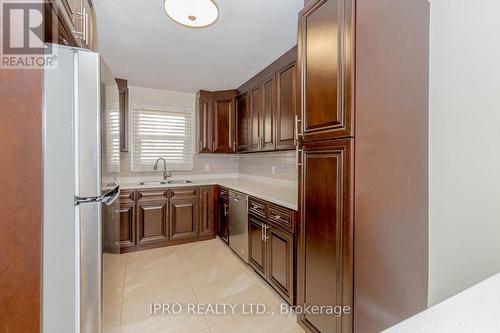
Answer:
[105,104,120,173]
[131,105,193,172]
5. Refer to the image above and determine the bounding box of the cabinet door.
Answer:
[169,198,199,241]
[298,0,354,142]
[136,202,168,247]
[199,186,215,239]
[236,93,250,152]
[276,62,296,150]
[198,91,213,153]
[297,138,353,333]
[119,203,135,250]
[267,226,294,305]
[248,216,267,279]
[249,85,262,151]
[261,76,275,150]
[213,92,236,153]
[218,198,229,243]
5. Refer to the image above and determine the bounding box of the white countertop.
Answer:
[119,175,298,210]
[384,273,500,332]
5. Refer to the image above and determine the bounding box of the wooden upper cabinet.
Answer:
[261,76,275,151]
[298,0,354,142]
[213,90,237,153]
[55,0,96,50]
[197,91,213,153]
[236,93,250,152]
[197,90,236,153]
[249,84,263,151]
[276,62,297,150]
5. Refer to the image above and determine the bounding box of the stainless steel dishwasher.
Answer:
[228,190,249,263]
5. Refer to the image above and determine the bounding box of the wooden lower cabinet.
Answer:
[169,197,199,241]
[248,215,267,279]
[267,225,294,305]
[248,199,296,305]
[118,203,135,251]
[297,139,353,333]
[199,186,216,240]
[136,201,168,249]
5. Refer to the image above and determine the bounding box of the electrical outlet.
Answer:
[204,164,210,172]
[271,166,276,175]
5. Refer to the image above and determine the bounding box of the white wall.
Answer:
[429,0,500,305]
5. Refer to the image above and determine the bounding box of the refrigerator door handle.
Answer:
[75,185,119,206]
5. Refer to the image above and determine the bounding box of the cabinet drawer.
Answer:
[170,187,199,199]
[137,189,168,202]
[268,204,295,234]
[218,186,228,200]
[249,197,267,219]
[119,190,135,204]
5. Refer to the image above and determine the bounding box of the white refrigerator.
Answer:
[42,45,120,333]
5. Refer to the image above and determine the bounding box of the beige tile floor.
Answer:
[103,238,304,333]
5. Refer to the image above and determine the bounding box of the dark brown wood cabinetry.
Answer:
[248,197,296,305]
[196,90,237,153]
[116,186,216,252]
[238,47,297,153]
[276,62,297,149]
[46,0,96,50]
[297,1,355,331]
[198,91,214,153]
[249,215,267,279]
[296,0,430,332]
[213,91,237,153]
[199,186,216,240]
[169,188,199,241]
[137,202,168,247]
[118,190,136,252]
[198,47,297,154]
[236,93,250,152]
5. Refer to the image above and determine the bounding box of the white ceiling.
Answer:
[94,0,303,93]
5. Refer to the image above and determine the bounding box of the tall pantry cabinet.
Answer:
[296,1,430,333]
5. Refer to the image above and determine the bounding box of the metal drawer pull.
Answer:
[271,214,281,221]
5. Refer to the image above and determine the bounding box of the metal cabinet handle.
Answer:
[271,214,281,221]
[263,224,270,241]
[261,223,264,241]
[224,203,227,216]
[295,115,302,146]
[296,146,302,169]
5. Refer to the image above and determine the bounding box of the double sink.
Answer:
[138,180,194,186]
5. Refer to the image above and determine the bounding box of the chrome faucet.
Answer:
[153,158,172,180]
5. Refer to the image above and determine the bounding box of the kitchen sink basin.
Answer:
[138,180,194,186]
[167,180,194,184]
[138,181,168,186]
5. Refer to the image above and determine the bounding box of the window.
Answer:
[131,105,193,171]
[104,103,120,173]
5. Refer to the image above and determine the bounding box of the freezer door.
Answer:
[78,202,102,333]
[75,49,101,198]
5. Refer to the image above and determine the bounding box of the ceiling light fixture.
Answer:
[164,0,219,28]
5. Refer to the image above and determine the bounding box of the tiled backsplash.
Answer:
[239,151,297,181]
[117,150,297,182]
[119,152,239,178]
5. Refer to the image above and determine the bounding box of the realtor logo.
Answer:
[1,0,57,68]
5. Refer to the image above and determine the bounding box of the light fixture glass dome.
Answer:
[164,0,219,28]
